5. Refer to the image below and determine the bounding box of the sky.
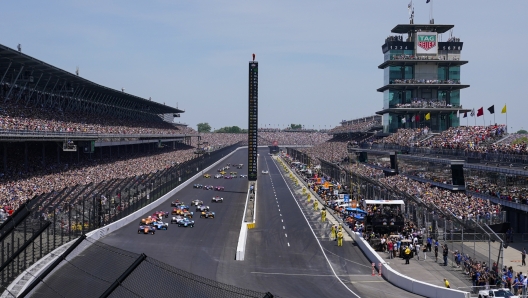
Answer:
[1,1,527,132]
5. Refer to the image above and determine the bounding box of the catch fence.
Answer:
[2,237,277,298]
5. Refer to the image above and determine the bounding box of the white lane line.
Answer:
[283,226,285,229]
[281,219,283,223]
[272,158,361,298]
[287,243,290,247]
[285,233,287,237]
[279,209,280,212]
[280,214,282,216]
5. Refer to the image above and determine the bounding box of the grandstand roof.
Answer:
[377,83,470,92]
[378,59,468,69]
[0,44,183,115]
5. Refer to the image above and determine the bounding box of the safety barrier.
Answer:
[236,167,258,261]
[5,146,245,297]
[280,155,471,298]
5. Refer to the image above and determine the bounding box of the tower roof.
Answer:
[391,24,454,34]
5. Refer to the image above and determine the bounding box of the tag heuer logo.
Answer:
[418,35,436,51]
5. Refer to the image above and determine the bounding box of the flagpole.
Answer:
[506,104,508,132]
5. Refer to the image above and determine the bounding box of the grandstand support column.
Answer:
[42,142,45,167]
[5,66,24,101]
[109,145,111,158]
[3,143,6,174]
[57,143,60,164]
[24,142,28,171]
[0,61,12,87]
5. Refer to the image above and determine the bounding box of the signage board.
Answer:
[248,61,258,181]
[416,32,438,55]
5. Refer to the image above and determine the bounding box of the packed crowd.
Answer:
[0,146,198,211]
[392,79,461,84]
[374,125,509,152]
[466,176,528,205]
[385,35,404,43]
[374,127,431,146]
[394,99,460,109]
[0,101,191,135]
[329,118,382,134]
[390,54,459,61]
[418,125,507,150]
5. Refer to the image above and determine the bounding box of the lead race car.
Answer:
[177,218,195,228]
[152,221,169,230]
[138,225,156,234]
[212,196,223,203]
[171,200,184,207]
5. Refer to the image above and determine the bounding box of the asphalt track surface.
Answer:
[32,148,422,297]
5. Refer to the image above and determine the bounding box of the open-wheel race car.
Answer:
[200,211,215,219]
[203,185,214,190]
[152,221,168,230]
[214,186,225,191]
[212,196,223,203]
[193,184,203,189]
[196,205,210,212]
[171,215,184,224]
[140,216,155,225]
[171,200,184,207]
[177,218,195,228]
[153,211,169,219]
[181,210,194,218]
[191,199,203,206]
[138,225,156,234]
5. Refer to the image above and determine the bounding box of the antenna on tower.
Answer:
[428,0,434,24]
[75,66,79,76]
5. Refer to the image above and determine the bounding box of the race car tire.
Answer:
[137,230,140,234]
[190,225,194,228]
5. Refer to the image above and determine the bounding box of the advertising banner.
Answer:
[416,32,438,55]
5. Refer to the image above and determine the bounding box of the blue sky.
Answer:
[1,1,527,131]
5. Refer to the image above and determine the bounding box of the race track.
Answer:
[31,148,422,297]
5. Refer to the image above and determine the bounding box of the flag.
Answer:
[415,115,420,122]
[411,115,415,122]
[425,113,431,120]
[501,104,507,114]
[470,109,475,117]
[426,0,430,3]
[401,117,406,124]
[463,112,467,118]
[477,107,484,117]
[487,105,495,114]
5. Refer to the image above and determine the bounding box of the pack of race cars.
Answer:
[137,162,238,234]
